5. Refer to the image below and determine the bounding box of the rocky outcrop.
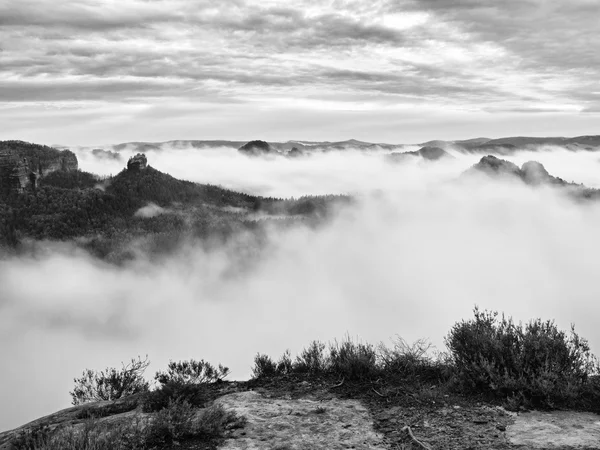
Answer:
[127,153,148,171]
[286,147,305,158]
[0,141,78,195]
[238,140,277,156]
[386,146,452,163]
[465,155,567,186]
[0,151,29,194]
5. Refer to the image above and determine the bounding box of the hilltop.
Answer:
[0,141,351,261]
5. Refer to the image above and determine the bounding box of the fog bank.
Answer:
[1,146,600,431]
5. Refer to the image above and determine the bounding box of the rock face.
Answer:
[127,153,148,171]
[0,141,78,195]
[0,151,29,194]
[238,140,276,156]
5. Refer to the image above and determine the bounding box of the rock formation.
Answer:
[0,151,29,194]
[127,153,148,171]
[0,141,78,195]
[465,155,566,186]
[286,147,305,158]
[238,140,277,156]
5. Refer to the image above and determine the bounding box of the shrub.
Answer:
[143,359,229,412]
[252,353,278,379]
[294,341,328,374]
[13,417,149,450]
[276,350,293,375]
[379,337,449,382]
[144,400,197,446]
[70,356,150,405]
[329,338,378,381]
[252,351,294,379]
[14,403,244,450]
[141,381,208,412]
[155,360,229,385]
[446,307,599,407]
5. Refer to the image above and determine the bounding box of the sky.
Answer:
[1,0,599,145]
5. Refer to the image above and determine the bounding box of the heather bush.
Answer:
[379,337,449,382]
[294,341,328,374]
[329,338,378,381]
[446,307,599,407]
[252,353,278,378]
[143,359,229,412]
[70,356,150,405]
[155,359,229,385]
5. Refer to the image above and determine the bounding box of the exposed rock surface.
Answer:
[127,153,148,171]
[506,410,600,448]
[0,150,29,194]
[0,141,78,195]
[217,391,386,450]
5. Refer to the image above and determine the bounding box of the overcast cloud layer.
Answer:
[1,0,599,145]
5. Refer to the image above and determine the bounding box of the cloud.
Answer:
[2,148,600,433]
[1,0,598,143]
[135,203,169,218]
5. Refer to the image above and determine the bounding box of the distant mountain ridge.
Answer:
[69,135,600,157]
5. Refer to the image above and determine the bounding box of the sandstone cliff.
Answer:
[0,141,78,195]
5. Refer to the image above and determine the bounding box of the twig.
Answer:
[330,377,345,388]
[372,387,386,398]
[401,426,432,450]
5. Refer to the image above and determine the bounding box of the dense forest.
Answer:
[0,145,351,261]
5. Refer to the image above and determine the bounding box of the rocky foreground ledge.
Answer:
[2,377,599,450]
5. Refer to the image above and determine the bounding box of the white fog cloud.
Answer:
[1,146,600,431]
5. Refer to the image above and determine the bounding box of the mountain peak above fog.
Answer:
[465,155,569,187]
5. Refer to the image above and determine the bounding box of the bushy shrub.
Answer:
[141,381,208,412]
[294,341,328,374]
[379,337,449,382]
[446,307,599,407]
[329,338,378,381]
[252,351,294,379]
[155,360,229,385]
[70,356,150,405]
[143,359,229,412]
[276,350,293,375]
[252,353,278,379]
[144,400,198,446]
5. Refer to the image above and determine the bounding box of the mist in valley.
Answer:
[1,144,600,431]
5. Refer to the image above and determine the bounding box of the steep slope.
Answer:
[0,141,78,196]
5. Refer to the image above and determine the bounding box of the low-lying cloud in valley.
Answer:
[1,144,600,430]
